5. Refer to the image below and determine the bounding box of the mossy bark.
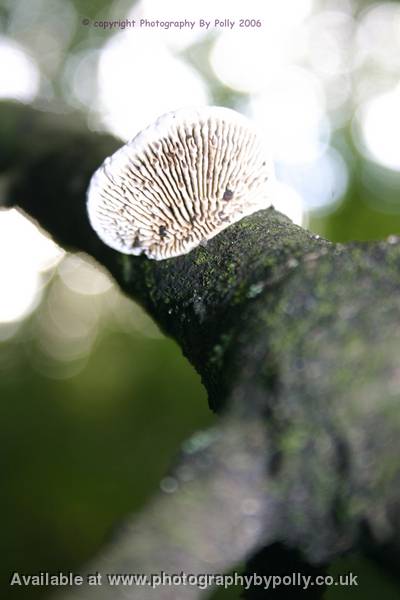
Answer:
[1,101,400,598]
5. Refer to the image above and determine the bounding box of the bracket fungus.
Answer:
[87,106,274,260]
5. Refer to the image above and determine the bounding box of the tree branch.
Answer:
[2,101,400,597]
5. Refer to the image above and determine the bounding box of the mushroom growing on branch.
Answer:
[87,106,274,259]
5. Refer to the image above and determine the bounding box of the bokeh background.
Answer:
[1,0,400,598]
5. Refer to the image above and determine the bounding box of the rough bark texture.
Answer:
[1,101,400,598]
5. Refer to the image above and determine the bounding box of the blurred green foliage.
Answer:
[0,321,212,599]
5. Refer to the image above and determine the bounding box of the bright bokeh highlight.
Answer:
[357,88,400,172]
[249,67,329,165]
[97,30,209,140]
[0,210,63,324]
[0,37,39,101]
[272,182,304,226]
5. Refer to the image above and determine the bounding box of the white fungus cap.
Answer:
[87,106,274,260]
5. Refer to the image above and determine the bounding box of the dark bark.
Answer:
[1,101,400,598]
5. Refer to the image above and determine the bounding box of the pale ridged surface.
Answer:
[87,107,273,260]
